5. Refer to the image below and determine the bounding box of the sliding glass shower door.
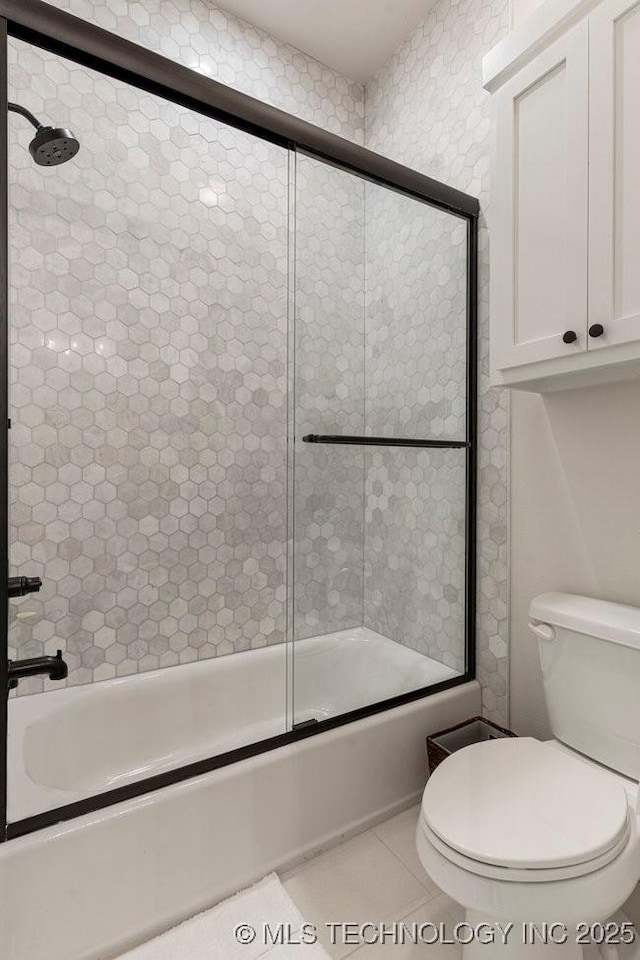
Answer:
[291,151,471,726]
[5,36,291,828]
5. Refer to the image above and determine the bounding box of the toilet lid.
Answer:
[423,737,629,870]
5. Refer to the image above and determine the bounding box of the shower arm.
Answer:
[8,101,43,130]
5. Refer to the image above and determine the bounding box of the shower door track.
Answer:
[0,0,479,841]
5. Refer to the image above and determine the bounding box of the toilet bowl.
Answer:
[415,594,640,958]
[416,738,640,957]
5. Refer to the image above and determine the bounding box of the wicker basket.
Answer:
[426,716,517,775]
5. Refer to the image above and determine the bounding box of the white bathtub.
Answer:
[2,628,479,960]
[8,627,459,820]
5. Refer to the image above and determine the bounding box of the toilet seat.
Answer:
[421,737,631,882]
[419,814,631,882]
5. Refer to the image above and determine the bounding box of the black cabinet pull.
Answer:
[562,330,578,344]
[589,323,604,338]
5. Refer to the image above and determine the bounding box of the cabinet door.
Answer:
[589,0,640,349]
[491,22,589,371]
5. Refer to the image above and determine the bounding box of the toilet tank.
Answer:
[529,593,640,781]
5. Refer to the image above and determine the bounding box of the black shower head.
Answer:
[8,101,80,167]
[28,126,80,166]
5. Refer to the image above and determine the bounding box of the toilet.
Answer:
[416,593,640,958]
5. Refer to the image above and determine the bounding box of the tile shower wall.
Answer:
[43,0,364,141]
[8,40,288,691]
[365,0,510,722]
[9,2,365,693]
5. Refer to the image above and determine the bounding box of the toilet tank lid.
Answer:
[530,593,640,650]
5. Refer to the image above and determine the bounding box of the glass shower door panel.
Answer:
[293,443,365,644]
[363,447,467,679]
[292,150,469,726]
[292,446,467,726]
[292,152,366,651]
[364,181,468,443]
[6,38,290,824]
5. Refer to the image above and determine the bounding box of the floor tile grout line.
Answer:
[372,817,439,894]
[281,825,440,959]
[375,834,438,892]
[329,891,442,960]
[396,891,451,924]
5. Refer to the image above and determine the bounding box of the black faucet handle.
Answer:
[8,576,42,598]
[51,650,68,681]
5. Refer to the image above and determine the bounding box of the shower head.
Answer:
[28,126,80,166]
[8,101,80,166]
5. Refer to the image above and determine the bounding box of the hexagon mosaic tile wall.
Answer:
[44,0,364,142]
[8,31,306,693]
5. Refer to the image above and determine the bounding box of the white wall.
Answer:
[510,381,640,736]
[510,0,546,27]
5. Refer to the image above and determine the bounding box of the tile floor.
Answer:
[281,805,463,958]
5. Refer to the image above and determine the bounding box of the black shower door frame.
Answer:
[0,0,479,841]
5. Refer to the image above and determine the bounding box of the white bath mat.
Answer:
[116,873,331,960]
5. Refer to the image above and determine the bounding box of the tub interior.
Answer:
[8,627,460,821]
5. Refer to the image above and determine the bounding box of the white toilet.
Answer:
[416,593,640,958]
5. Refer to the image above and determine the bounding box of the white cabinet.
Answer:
[491,22,588,372]
[487,0,640,391]
[589,0,640,349]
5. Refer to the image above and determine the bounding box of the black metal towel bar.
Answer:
[302,435,468,449]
